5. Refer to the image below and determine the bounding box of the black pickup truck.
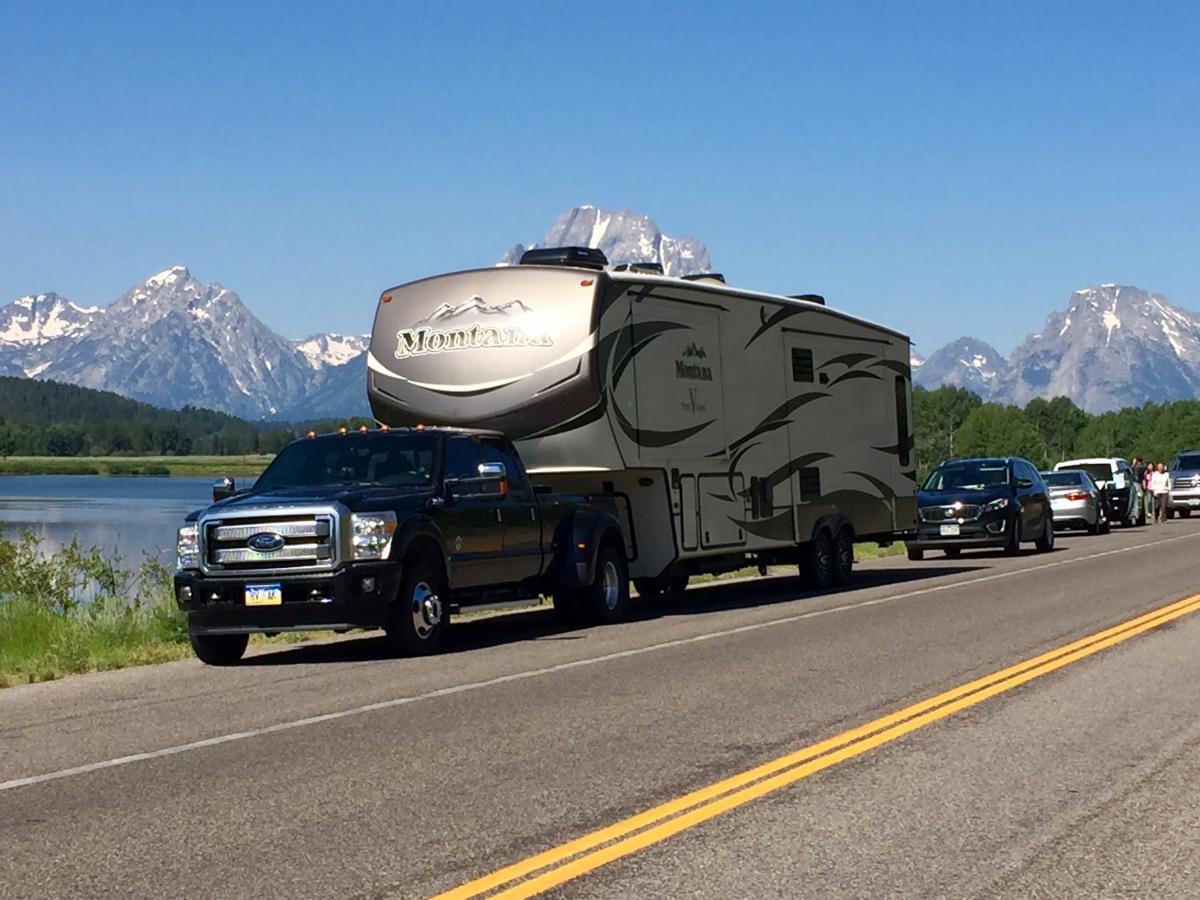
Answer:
[175,427,629,665]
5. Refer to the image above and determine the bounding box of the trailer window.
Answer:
[791,348,814,383]
[894,376,911,467]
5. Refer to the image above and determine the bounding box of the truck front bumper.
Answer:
[175,564,400,635]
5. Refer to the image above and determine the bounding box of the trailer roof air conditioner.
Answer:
[518,246,609,270]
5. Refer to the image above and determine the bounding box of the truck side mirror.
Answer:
[477,462,508,498]
[212,477,236,502]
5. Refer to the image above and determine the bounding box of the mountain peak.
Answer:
[498,205,713,277]
[145,265,191,288]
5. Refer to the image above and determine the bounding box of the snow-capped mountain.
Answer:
[499,206,712,276]
[0,268,370,419]
[1003,285,1200,412]
[293,332,369,369]
[913,337,1008,399]
[916,285,1200,412]
[0,292,102,376]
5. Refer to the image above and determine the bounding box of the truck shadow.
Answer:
[240,564,979,666]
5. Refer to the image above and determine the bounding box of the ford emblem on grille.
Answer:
[247,532,286,553]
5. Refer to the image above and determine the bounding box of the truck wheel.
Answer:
[384,561,446,656]
[1181,509,1192,519]
[906,546,924,561]
[189,631,248,666]
[831,528,854,586]
[800,532,833,591]
[579,543,630,625]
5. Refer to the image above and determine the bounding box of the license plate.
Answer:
[940,524,960,536]
[245,584,282,606]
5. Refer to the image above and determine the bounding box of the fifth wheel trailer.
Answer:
[366,249,917,591]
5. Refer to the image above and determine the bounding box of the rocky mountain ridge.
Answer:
[0,267,369,418]
[916,284,1200,412]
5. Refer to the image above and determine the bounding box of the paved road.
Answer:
[4,521,1200,898]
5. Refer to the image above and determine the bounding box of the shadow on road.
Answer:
[240,563,982,667]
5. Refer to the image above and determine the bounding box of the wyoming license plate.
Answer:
[245,584,283,606]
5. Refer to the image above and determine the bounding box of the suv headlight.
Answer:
[983,497,1010,513]
[351,512,397,561]
[177,524,200,570]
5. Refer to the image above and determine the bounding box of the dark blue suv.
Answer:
[906,457,1054,560]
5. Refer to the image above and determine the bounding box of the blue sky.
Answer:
[2,1,1198,355]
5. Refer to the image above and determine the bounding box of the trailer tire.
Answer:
[831,528,854,586]
[800,531,834,591]
[189,631,248,666]
[384,559,446,656]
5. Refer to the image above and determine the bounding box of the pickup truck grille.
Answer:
[203,514,338,572]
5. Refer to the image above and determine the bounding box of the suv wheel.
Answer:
[189,631,248,666]
[1036,517,1055,552]
[1003,516,1021,555]
[384,560,447,656]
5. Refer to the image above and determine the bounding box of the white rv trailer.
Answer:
[367,250,916,590]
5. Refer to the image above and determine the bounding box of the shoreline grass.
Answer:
[0,454,272,477]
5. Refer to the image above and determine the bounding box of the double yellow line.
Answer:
[435,593,1200,899]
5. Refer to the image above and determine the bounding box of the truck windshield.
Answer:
[255,434,439,490]
[1173,453,1200,470]
[923,461,1009,491]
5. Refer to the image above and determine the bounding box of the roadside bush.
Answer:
[0,530,188,686]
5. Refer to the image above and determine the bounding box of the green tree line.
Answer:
[915,385,1200,475]
[0,377,366,457]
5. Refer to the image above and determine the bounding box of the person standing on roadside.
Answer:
[1151,461,1171,523]
[1131,456,1148,522]
[1142,458,1156,522]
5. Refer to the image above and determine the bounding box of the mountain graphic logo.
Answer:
[396,295,552,359]
[416,296,533,325]
[682,342,707,359]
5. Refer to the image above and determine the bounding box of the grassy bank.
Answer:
[0,531,190,688]
[0,454,272,477]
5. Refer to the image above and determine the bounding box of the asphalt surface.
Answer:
[4,520,1200,898]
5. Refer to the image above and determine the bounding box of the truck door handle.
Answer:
[496,508,502,523]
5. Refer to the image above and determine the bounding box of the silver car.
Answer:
[1168,449,1200,518]
[1041,469,1109,534]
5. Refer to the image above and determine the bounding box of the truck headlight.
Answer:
[983,497,1010,513]
[351,512,397,561]
[177,524,200,570]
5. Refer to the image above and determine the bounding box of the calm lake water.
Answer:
[0,475,221,565]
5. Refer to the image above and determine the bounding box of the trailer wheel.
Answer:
[831,528,854,586]
[189,631,248,666]
[384,559,446,656]
[800,531,834,591]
